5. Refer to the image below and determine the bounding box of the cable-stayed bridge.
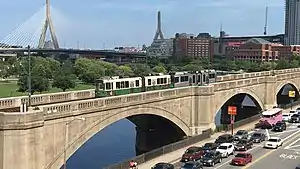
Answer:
[0,0,146,59]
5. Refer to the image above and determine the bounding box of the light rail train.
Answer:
[95,70,217,98]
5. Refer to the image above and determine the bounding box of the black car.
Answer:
[200,151,222,167]
[180,161,203,169]
[273,121,287,132]
[290,114,300,123]
[250,132,266,143]
[233,130,249,141]
[215,134,234,145]
[235,139,253,151]
[202,143,218,153]
[152,163,174,169]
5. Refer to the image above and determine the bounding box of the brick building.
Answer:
[229,38,300,62]
[173,33,214,60]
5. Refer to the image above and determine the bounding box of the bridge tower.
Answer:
[153,11,165,40]
[38,0,59,49]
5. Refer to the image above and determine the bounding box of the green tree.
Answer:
[276,59,290,70]
[152,65,167,74]
[52,60,76,91]
[117,65,134,77]
[182,64,202,72]
[259,62,277,71]
[129,63,152,76]
[98,60,118,76]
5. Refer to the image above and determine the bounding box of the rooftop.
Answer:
[244,38,271,44]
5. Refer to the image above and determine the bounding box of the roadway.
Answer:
[196,122,300,169]
[139,116,300,169]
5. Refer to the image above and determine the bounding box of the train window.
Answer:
[130,81,134,88]
[163,78,167,84]
[125,81,129,88]
[136,80,140,87]
[148,79,151,85]
[197,75,201,82]
[157,78,161,84]
[180,76,188,82]
[203,75,206,82]
[121,82,125,88]
[105,83,111,90]
[209,73,216,78]
[116,82,121,89]
[175,77,179,83]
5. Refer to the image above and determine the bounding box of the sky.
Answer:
[0,0,285,49]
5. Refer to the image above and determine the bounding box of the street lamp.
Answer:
[27,45,32,107]
[63,117,86,169]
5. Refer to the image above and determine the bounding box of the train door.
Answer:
[192,74,196,84]
[141,77,146,92]
[189,74,193,86]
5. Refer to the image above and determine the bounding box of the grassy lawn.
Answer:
[0,81,94,98]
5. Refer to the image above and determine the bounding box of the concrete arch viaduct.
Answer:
[1,68,300,169]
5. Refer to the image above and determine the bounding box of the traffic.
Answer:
[149,108,300,169]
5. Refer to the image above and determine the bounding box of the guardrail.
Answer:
[103,129,212,169]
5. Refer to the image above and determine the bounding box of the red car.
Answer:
[231,152,252,166]
[181,146,204,162]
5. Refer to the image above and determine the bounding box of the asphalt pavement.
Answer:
[172,122,300,169]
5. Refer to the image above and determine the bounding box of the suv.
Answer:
[290,114,300,123]
[273,121,286,132]
[181,146,204,162]
[250,133,266,143]
[235,139,253,151]
[233,130,248,141]
[201,151,222,167]
[216,143,235,158]
[202,143,218,153]
[215,134,234,145]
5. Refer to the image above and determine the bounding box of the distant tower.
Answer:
[38,0,59,49]
[153,11,164,40]
[218,23,225,55]
[264,6,268,35]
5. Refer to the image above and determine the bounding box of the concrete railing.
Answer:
[39,86,212,117]
[0,89,95,110]
[216,68,300,82]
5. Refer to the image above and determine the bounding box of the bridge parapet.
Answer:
[216,68,300,82]
[39,86,213,119]
[0,89,95,110]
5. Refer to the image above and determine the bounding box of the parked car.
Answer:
[233,130,249,141]
[151,163,174,169]
[235,139,253,151]
[215,134,234,145]
[250,132,266,143]
[273,121,287,132]
[231,152,252,166]
[290,114,300,123]
[264,137,283,149]
[180,161,203,169]
[216,143,235,158]
[202,143,218,153]
[200,151,222,167]
[181,146,204,162]
[282,113,292,122]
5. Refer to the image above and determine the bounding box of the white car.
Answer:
[264,137,283,149]
[216,143,235,158]
[283,113,292,121]
[290,110,297,115]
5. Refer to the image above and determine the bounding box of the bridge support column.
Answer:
[264,76,277,109]
[191,86,215,135]
[0,111,45,169]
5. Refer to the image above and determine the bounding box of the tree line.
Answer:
[0,55,299,94]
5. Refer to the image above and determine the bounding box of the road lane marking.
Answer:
[242,130,300,169]
[285,136,300,149]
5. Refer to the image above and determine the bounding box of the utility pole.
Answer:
[27,45,32,107]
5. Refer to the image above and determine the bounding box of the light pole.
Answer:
[27,45,32,107]
[63,117,86,169]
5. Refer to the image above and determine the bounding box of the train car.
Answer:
[95,76,142,97]
[142,74,172,91]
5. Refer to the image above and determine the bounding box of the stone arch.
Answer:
[275,81,299,97]
[50,106,190,169]
[213,88,264,125]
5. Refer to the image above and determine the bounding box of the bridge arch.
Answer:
[213,88,264,125]
[50,106,190,169]
[276,81,300,106]
[275,81,299,96]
